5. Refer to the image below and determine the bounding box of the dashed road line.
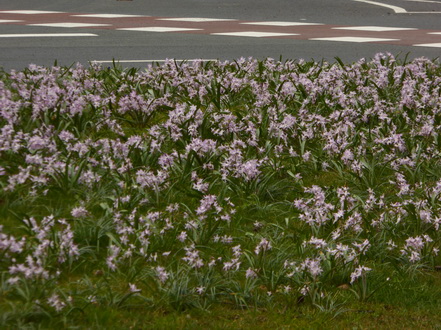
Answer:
[28,23,111,28]
[333,26,417,31]
[0,10,64,14]
[211,31,300,37]
[0,19,22,23]
[309,36,400,43]
[414,42,441,47]
[72,14,147,18]
[240,21,323,26]
[0,33,98,37]
[157,17,236,22]
[118,27,203,32]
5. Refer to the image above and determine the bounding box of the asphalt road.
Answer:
[0,0,440,70]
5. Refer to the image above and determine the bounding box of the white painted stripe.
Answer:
[118,27,202,32]
[211,31,299,37]
[28,23,111,28]
[94,59,217,63]
[72,14,147,18]
[414,43,441,47]
[0,33,98,38]
[0,10,64,14]
[0,19,23,23]
[157,17,236,22]
[241,21,323,26]
[333,26,416,31]
[405,0,441,4]
[352,0,407,13]
[310,36,399,42]
[429,32,441,34]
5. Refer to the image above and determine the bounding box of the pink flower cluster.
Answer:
[1,54,441,312]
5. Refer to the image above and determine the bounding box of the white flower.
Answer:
[246,268,257,279]
[254,238,272,255]
[129,283,141,293]
[196,286,205,295]
[71,206,89,218]
[47,293,66,312]
[155,266,169,283]
[350,265,372,284]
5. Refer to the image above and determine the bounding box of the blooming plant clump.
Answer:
[1,54,441,324]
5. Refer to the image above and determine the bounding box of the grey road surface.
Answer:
[0,0,440,70]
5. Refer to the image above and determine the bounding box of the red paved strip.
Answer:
[0,10,441,46]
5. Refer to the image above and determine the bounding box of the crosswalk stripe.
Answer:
[211,31,299,37]
[0,33,98,38]
[28,23,111,28]
[157,17,236,22]
[0,10,64,14]
[0,19,23,23]
[310,36,399,42]
[72,14,147,18]
[332,26,417,31]
[241,21,323,26]
[1,9,440,47]
[118,27,203,32]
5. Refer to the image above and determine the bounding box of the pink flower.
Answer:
[47,293,66,312]
[255,238,272,255]
[246,268,257,279]
[350,265,372,284]
[71,206,89,218]
[155,266,169,283]
[129,283,141,293]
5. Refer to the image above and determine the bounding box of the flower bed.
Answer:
[1,54,441,323]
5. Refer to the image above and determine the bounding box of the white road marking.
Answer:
[94,59,217,63]
[0,33,98,37]
[0,10,64,14]
[157,17,236,22]
[72,14,147,18]
[352,0,407,13]
[414,43,441,47]
[118,27,202,32]
[241,21,323,26]
[333,26,416,31]
[429,32,441,34]
[28,23,111,28]
[310,36,399,42]
[0,19,23,23]
[211,31,299,37]
[405,0,441,4]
